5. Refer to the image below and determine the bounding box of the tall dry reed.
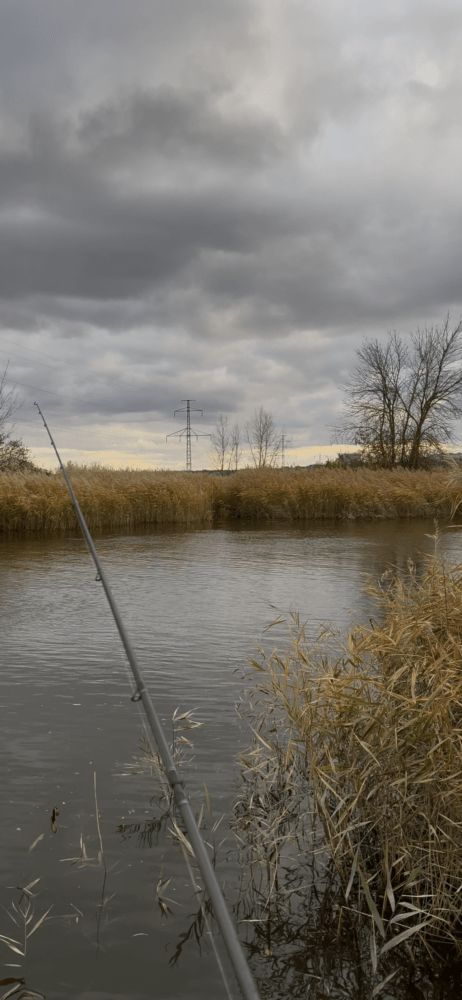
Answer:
[213,466,452,521]
[0,466,216,532]
[0,465,457,532]
[239,539,462,959]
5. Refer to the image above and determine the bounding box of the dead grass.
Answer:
[238,537,462,959]
[0,464,457,532]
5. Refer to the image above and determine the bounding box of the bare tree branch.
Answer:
[245,407,280,468]
[210,414,230,472]
[228,422,242,471]
[0,364,20,443]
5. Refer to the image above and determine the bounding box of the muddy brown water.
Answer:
[2,518,462,1000]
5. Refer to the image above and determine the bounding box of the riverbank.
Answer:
[0,464,459,532]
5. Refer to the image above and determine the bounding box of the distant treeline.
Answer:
[0,465,460,533]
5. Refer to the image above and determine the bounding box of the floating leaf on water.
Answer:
[1,906,19,929]
[27,835,44,854]
[27,908,53,939]
[17,990,46,1000]
[0,979,26,1000]
[1,986,26,1000]
[0,935,25,957]
[20,881,40,899]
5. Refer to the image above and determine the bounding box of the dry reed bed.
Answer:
[0,467,215,532]
[243,546,462,955]
[214,466,451,520]
[0,465,458,532]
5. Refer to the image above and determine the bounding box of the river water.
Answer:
[2,518,462,1000]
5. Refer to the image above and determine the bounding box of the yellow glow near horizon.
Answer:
[29,442,358,471]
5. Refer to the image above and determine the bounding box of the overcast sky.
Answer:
[1,0,461,468]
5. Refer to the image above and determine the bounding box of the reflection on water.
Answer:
[1,518,462,998]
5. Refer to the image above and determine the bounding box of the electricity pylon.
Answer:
[166,399,211,471]
[280,429,292,468]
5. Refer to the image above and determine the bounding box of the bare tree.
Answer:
[228,422,242,471]
[211,414,230,472]
[245,407,280,468]
[0,365,19,438]
[335,316,462,468]
[334,334,407,468]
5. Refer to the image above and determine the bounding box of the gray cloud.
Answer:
[77,86,284,169]
[1,0,462,464]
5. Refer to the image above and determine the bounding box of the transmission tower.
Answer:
[280,429,292,468]
[166,399,211,471]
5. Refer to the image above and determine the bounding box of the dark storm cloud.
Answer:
[1,102,455,341]
[77,86,283,169]
[0,99,293,302]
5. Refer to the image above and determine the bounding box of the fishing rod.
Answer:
[34,403,261,1000]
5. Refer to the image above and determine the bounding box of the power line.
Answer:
[2,374,147,412]
[0,336,156,397]
[0,342,105,380]
[12,413,155,427]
